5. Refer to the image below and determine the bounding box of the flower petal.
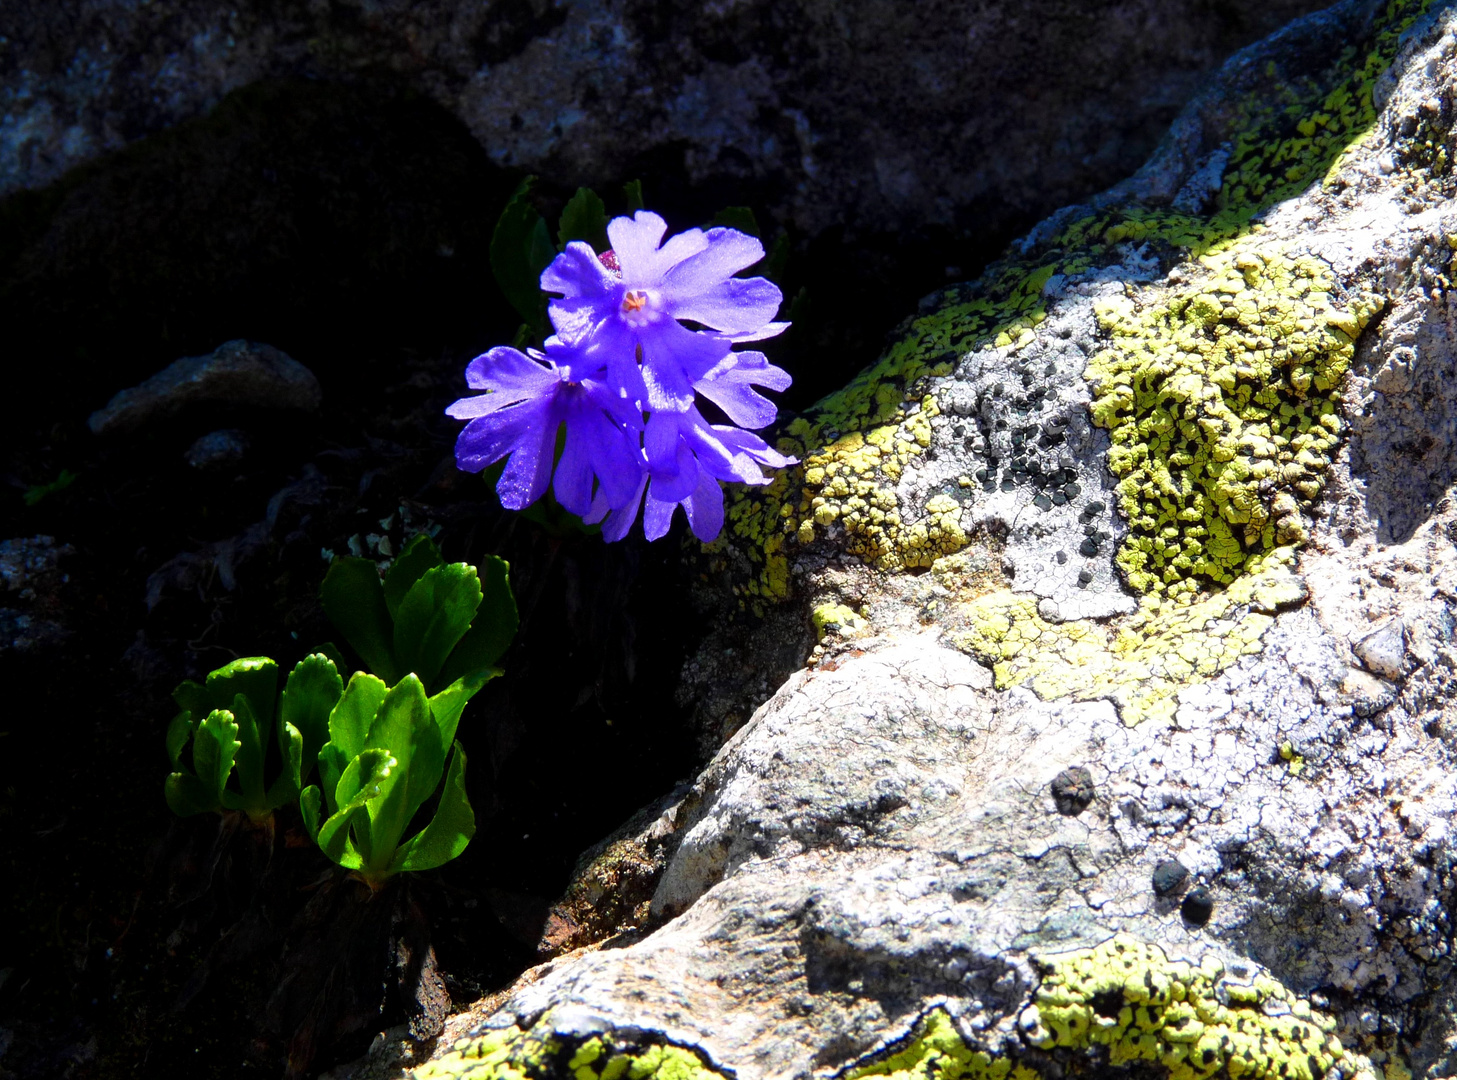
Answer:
[713,424,799,470]
[606,212,670,283]
[670,276,783,334]
[453,398,550,472]
[541,241,618,299]
[496,414,559,510]
[642,482,679,541]
[694,350,792,429]
[638,319,732,411]
[660,228,766,297]
[727,321,790,344]
[644,413,699,504]
[455,347,558,399]
[682,471,725,542]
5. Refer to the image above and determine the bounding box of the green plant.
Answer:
[164,653,342,822]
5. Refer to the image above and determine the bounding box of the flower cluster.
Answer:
[448,211,795,542]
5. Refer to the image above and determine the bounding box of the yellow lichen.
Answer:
[843,937,1375,1080]
[416,1022,726,1080]
[947,551,1305,725]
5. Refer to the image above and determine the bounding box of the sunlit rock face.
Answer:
[387,3,1457,1080]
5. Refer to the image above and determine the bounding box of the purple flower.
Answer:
[446,339,644,515]
[540,212,784,412]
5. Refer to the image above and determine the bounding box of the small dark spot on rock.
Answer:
[1001,479,1016,492]
[1078,568,1093,583]
[1034,494,1052,511]
[1088,500,1106,514]
[1050,766,1095,815]
[976,468,989,481]
[1079,538,1100,557]
[1152,859,1188,896]
[1181,887,1214,926]
[1089,988,1123,1019]
[1044,363,1057,377]
[953,424,965,437]
[1028,460,1041,474]
[1083,524,1097,536]
[1065,483,1081,498]
[1051,491,1066,506]
[993,382,1005,396]
[1055,550,1068,564]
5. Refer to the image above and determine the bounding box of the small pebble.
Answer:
[1050,767,1096,815]
[1181,887,1214,926]
[1152,859,1189,897]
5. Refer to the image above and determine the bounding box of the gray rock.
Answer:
[0,0,1327,240]
[1353,619,1408,680]
[87,340,320,436]
[0,536,74,653]
[184,428,249,470]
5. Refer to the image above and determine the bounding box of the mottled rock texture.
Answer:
[1,0,1326,241]
[389,1,1457,1079]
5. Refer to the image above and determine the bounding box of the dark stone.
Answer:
[1078,568,1093,583]
[1181,887,1215,926]
[1079,538,1100,557]
[1050,766,1096,815]
[185,429,250,470]
[89,340,321,436]
[1152,859,1189,896]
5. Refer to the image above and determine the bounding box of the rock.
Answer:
[1048,767,1095,816]
[1151,859,1189,898]
[409,2,1457,1078]
[0,0,1328,242]
[1353,618,1408,680]
[88,340,321,436]
[184,429,250,470]
[0,536,74,654]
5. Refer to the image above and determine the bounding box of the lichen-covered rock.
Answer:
[1,0,1326,240]
[398,1,1457,1078]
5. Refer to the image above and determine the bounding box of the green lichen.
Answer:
[1088,239,1383,597]
[415,1020,727,1080]
[717,0,1433,616]
[844,936,1376,1080]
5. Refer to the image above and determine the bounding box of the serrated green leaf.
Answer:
[437,555,517,687]
[229,693,267,811]
[165,773,221,817]
[623,179,645,213]
[393,564,483,691]
[192,709,240,807]
[263,720,304,812]
[388,742,475,874]
[318,748,394,868]
[427,668,497,748]
[320,556,398,684]
[328,672,389,765]
[281,654,343,782]
[165,710,195,771]
[361,676,444,877]
[312,641,349,677]
[300,785,322,840]
[491,176,551,336]
[706,206,760,237]
[558,187,609,252]
[202,657,279,729]
[383,535,444,620]
[172,679,207,717]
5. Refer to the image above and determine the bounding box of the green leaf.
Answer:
[764,231,791,283]
[165,773,221,817]
[427,668,496,748]
[312,641,350,677]
[300,784,322,840]
[706,206,760,237]
[383,535,445,620]
[165,710,195,771]
[227,693,267,811]
[317,744,348,815]
[202,657,279,729]
[623,179,645,213]
[437,555,518,687]
[192,709,240,807]
[172,679,208,717]
[393,563,483,691]
[557,187,609,252]
[389,742,476,874]
[264,721,304,811]
[491,176,552,336]
[22,468,77,506]
[328,672,389,765]
[317,748,394,869]
[280,654,344,782]
[361,676,444,875]
[320,557,398,684]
